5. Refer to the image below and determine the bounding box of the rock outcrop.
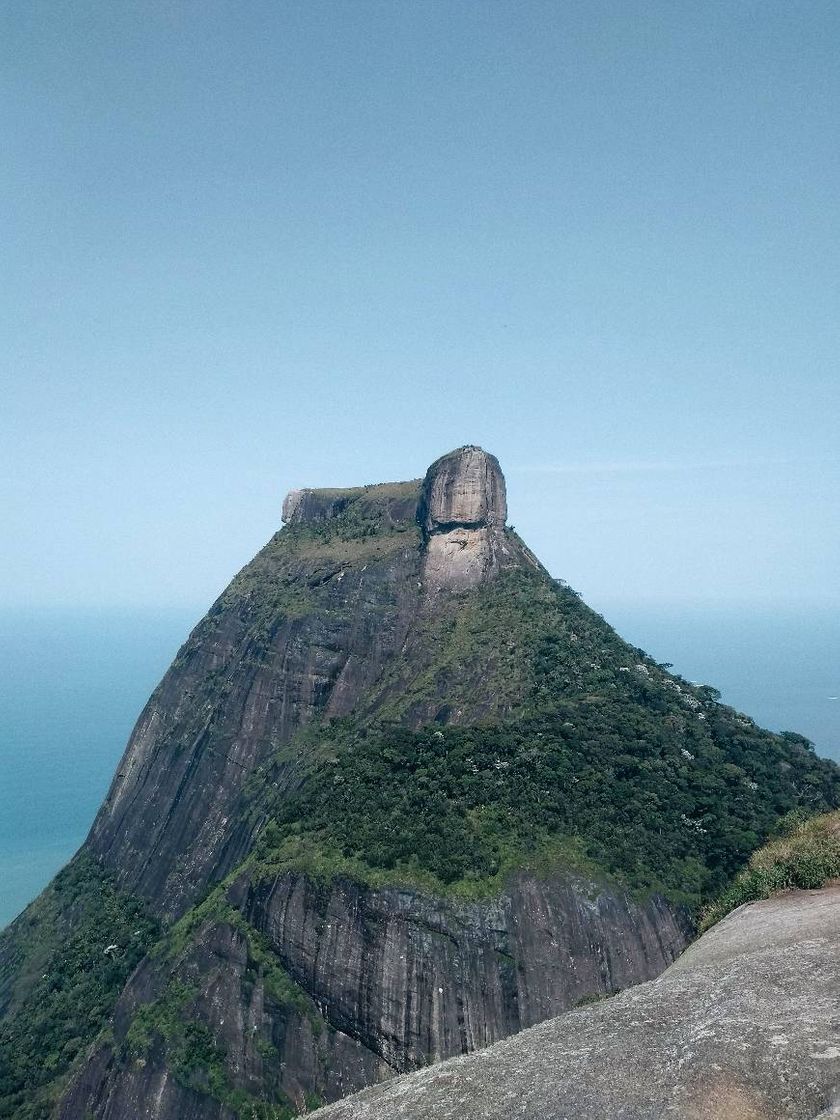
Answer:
[419,446,533,593]
[312,886,840,1120]
[419,446,507,532]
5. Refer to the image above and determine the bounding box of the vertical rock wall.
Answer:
[59,869,690,1118]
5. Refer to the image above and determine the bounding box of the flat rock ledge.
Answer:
[311,886,840,1120]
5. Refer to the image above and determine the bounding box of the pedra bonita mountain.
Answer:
[1,446,838,1120]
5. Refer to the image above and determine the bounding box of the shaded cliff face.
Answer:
[236,869,686,1070]
[57,868,689,1119]
[310,886,840,1120]
[86,480,425,917]
[2,444,840,1120]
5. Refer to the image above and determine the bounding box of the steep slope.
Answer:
[1,446,838,1120]
[85,477,426,918]
[310,883,840,1119]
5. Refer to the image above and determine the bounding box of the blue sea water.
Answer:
[0,609,196,929]
[1,604,838,929]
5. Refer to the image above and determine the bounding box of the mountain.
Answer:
[310,881,840,1120]
[1,446,838,1120]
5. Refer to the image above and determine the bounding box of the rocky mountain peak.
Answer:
[6,446,839,1120]
[419,445,507,533]
[419,446,522,594]
[278,446,517,594]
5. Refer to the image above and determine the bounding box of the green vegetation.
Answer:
[160,892,320,1026]
[187,480,423,667]
[233,480,422,578]
[248,571,840,910]
[122,976,259,1113]
[254,710,837,909]
[361,561,560,720]
[122,893,321,1119]
[250,827,601,903]
[0,852,158,1120]
[700,810,840,930]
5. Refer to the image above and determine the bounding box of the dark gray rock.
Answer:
[86,484,425,919]
[58,919,390,1119]
[241,869,688,1075]
[84,454,536,919]
[312,886,840,1120]
[59,870,688,1117]
[57,1040,236,1120]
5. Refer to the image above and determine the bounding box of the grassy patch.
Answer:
[699,811,840,930]
[250,827,610,907]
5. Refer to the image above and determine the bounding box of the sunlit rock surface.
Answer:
[419,445,507,531]
[419,445,533,593]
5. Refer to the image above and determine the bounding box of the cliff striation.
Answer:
[1,445,838,1120]
[311,885,840,1120]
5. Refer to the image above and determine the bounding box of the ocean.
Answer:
[0,609,196,929]
[1,604,838,929]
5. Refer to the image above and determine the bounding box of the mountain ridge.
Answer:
[1,445,838,1120]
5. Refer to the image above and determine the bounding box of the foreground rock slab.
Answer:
[312,886,840,1120]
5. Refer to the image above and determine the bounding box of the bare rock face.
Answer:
[58,870,689,1118]
[419,446,529,593]
[311,887,840,1120]
[238,869,688,1076]
[86,482,426,918]
[420,446,507,532]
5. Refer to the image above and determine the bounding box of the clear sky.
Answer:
[3,0,838,612]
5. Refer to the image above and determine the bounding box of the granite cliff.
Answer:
[310,884,840,1120]
[1,446,838,1120]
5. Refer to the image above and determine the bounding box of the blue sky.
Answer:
[2,1,838,612]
